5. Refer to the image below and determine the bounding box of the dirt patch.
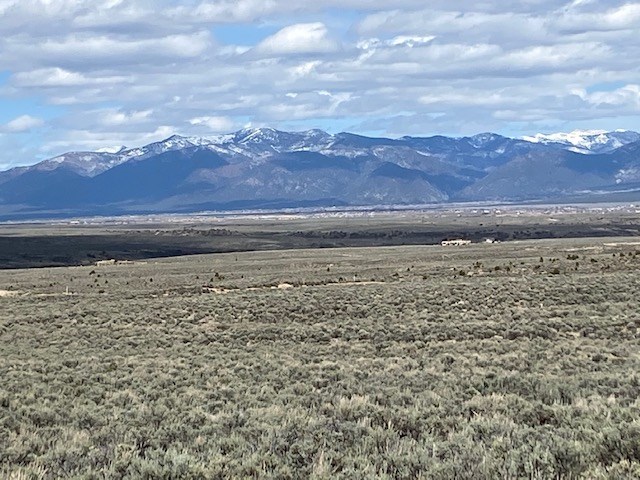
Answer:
[202,280,385,295]
[0,290,19,297]
[326,281,385,287]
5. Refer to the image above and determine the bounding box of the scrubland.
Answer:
[1,237,639,479]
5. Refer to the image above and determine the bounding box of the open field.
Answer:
[1,236,640,478]
[2,206,640,269]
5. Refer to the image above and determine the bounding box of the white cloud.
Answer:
[254,23,339,56]
[2,115,45,132]
[419,90,522,107]
[42,125,178,153]
[101,109,154,126]
[288,60,323,79]
[388,35,435,47]
[357,35,435,51]
[586,85,640,107]
[1,0,640,164]
[12,68,131,88]
[495,43,611,72]
[189,116,236,132]
[554,3,640,32]
[24,32,213,68]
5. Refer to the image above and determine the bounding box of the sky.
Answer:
[1,0,640,169]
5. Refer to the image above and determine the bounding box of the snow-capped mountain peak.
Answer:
[234,127,280,144]
[96,145,127,154]
[468,132,505,148]
[34,151,127,176]
[522,129,640,154]
[157,134,201,150]
[5,126,640,219]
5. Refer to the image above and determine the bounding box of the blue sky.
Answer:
[1,0,640,168]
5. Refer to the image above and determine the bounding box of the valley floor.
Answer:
[2,205,640,269]
[1,238,639,478]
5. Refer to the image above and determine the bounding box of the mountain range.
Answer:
[1,128,640,219]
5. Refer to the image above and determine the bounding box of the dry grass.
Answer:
[1,237,639,478]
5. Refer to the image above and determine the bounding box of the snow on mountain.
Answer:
[468,133,498,146]
[5,127,640,195]
[235,127,277,142]
[145,134,207,152]
[290,129,334,151]
[34,152,127,177]
[96,146,127,154]
[225,128,286,152]
[522,129,640,154]
[206,128,336,156]
[6,126,640,218]
[117,134,237,163]
[19,135,225,178]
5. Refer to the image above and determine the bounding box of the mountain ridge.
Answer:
[1,128,640,220]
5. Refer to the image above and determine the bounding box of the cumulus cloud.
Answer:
[288,60,323,79]
[189,116,236,132]
[0,0,639,164]
[254,23,339,56]
[585,85,640,107]
[184,0,280,23]
[554,2,640,33]
[41,125,178,153]
[101,109,154,126]
[2,115,45,133]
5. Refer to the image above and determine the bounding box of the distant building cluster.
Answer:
[441,239,472,247]
[95,259,134,266]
